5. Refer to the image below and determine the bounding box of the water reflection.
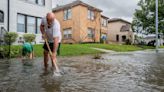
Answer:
[0,50,164,92]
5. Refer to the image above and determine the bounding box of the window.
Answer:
[26,0,45,6]
[17,14,25,32]
[122,35,126,42]
[37,0,45,5]
[0,11,4,23]
[27,16,36,34]
[101,18,108,27]
[17,13,41,34]
[88,9,94,20]
[64,9,71,20]
[63,28,72,39]
[88,28,94,38]
[37,18,42,34]
[116,35,119,42]
[27,0,36,4]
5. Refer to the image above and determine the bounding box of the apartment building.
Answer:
[53,0,105,43]
[108,18,134,44]
[0,0,52,44]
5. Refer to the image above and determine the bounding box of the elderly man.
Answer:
[40,12,62,70]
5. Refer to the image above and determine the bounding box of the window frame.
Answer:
[27,16,36,34]
[101,18,108,27]
[64,8,72,20]
[88,9,95,20]
[17,14,26,33]
[87,28,95,38]
[26,0,45,6]
[36,0,45,6]
[36,18,42,34]
[0,10,4,23]
[63,28,72,39]
[17,13,42,34]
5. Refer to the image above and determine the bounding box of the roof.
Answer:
[101,15,109,19]
[108,18,131,24]
[52,0,102,12]
[120,25,130,32]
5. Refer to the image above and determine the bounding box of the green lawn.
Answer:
[160,46,164,48]
[84,44,155,52]
[2,44,102,57]
[33,44,103,57]
[0,44,156,58]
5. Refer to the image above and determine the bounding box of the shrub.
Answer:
[4,32,18,44]
[23,34,36,43]
[125,39,132,45]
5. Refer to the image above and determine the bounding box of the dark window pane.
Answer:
[64,9,71,20]
[0,11,4,23]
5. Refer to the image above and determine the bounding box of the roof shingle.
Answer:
[52,0,102,12]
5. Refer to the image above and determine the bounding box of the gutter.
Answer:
[7,0,10,32]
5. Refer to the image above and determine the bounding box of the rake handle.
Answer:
[43,34,60,72]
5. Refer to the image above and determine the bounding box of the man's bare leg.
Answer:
[29,53,33,59]
[44,50,49,70]
[49,54,55,67]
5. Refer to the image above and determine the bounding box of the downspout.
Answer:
[100,16,102,43]
[7,0,10,32]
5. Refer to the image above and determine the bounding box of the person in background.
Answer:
[22,42,34,59]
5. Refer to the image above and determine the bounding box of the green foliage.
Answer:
[132,0,164,34]
[84,44,155,52]
[125,39,132,45]
[0,44,156,58]
[0,45,21,58]
[23,34,36,42]
[4,32,18,44]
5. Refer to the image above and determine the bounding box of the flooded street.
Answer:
[0,49,164,92]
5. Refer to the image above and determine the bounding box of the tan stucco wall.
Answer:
[53,5,101,43]
[108,21,134,44]
[79,5,101,42]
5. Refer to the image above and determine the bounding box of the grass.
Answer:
[3,44,102,57]
[33,44,103,57]
[84,44,155,52]
[0,43,156,58]
[160,46,164,48]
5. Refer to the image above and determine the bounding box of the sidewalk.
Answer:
[92,47,164,54]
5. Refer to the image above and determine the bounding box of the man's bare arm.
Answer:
[53,37,59,54]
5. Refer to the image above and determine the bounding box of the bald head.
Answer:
[46,12,55,26]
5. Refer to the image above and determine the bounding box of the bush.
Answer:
[4,32,18,44]
[23,34,36,42]
[125,39,132,45]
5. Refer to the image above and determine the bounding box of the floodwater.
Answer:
[0,49,164,92]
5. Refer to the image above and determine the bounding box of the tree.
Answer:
[132,0,164,34]
[23,34,36,43]
[4,32,18,58]
[4,32,18,44]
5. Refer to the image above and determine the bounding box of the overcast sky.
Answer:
[52,0,139,22]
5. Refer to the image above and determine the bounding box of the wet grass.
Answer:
[84,44,155,52]
[6,44,102,57]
